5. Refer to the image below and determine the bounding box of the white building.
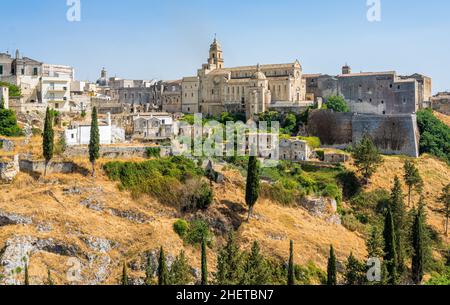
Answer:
[41,74,72,112]
[42,64,75,80]
[65,113,125,146]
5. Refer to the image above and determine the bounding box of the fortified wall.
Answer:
[307,110,420,157]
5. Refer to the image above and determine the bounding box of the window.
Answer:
[33,67,38,76]
[0,65,3,75]
[71,134,74,139]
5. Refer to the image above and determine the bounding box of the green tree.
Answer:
[88,107,100,177]
[325,95,350,113]
[46,269,54,285]
[0,108,21,137]
[0,96,4,109]
[327,245,337,285]
[24,262,29,285]
[241,241,271,285]
[158,247,169,285]
[145,254,154,285]
[121,261,129,285]
[0,81,21,97]
[344,252,366,285]
[245,156,260,220]
[439,184,450,236]
[201,238,208,285]
[287,240,295,285]
[416,109,450,163]
[215,232,243,285]
[383,207,398,284]
[411,197,429,284]
[42,107,54,177]
[169,250,192,285]
[366,226,384,259]
[404,160,423,207]
[352,135,383,184]
[390,176,406,274]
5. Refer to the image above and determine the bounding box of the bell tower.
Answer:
[208,35,224,69]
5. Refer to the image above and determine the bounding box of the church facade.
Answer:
[181,38,306,119]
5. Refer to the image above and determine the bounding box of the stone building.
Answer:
[161,80,182,113]
[303,65,432,115]
[181,38,306,119]
[279,138,310,161]
[430,92,450,115]
[131,113,174,140]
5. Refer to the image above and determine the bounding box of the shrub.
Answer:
[103,157,207,209]
[0,81,21,97]
[324,95,350,113]
[173,219,190,238]
[0,109,22,137]
[298,136,321,149]
[321,183,343,206]
[146,147,161,158]
[337,170,361,199]
[416,109,450,163]
[315,150,325,161]
[184,220,213,246]
[180,179,213,212]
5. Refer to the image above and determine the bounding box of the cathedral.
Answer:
[181,38,306,119]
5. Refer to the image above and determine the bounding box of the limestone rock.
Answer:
[0,155,19,183]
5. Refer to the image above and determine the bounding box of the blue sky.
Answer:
[2,0,449,92]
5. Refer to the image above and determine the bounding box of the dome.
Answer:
[252,64,266,80]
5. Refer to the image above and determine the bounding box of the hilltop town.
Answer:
[0,39,449,286]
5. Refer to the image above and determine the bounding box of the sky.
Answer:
[1,0,450,93]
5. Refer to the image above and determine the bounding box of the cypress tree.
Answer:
[287,240,295,285]
[169,250,192,285]
[241,241,270,285]
[383,207,398,284]
[145,254,154,285]
[404,160,423,207]
[366,226,384,259]
[121,261,128,285]
[201,238,208,285]
[158,246,169,285]
[42,107,54,177]
[215,232,243,285]
[24,262,29,285]
[411,198,426,284]
[327,245,337,285]
[88,106,100,177]
[46,269,54,285]
[390,176,406,274]
[245,156,260,220]
[344,252,366,285]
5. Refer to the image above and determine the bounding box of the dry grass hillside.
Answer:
[0,152,369,284]
[1,129,449,284]
[360,154,450,244]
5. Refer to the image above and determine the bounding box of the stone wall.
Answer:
[352,114,419,157]
[19,160,89,175]
[64,145,172,159]
[0,155,19,183]
[307,110,419,157]
[307,110,353,145]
